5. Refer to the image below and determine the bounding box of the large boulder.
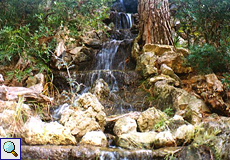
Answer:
[80,131,107,147]
[137,107,168,132]
[174,124,195,145]
[116,131,157,149]
[160,64,181,85]
[158,51,192,74]
[143,44,173,56]
[193,115,230,160]
[60,93,106,140]
[153,131,176,149]
[183,73,230,116]
[116,130,175,149]
[136,52,158,78]
[22,117,76,145]
[150,74,177,86]
[153,81,210,124]
[113,117,137,136]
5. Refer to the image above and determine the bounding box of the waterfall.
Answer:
[113,12,134,29]
[127,13,133,28]
[95,40,122,70]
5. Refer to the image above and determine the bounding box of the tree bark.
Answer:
[138,0,173,46]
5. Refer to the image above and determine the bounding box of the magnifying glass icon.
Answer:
[3,141,18,157]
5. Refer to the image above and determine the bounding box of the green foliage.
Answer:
[163,107,174,117]
[187,43,230,73]
[221,73,230,91]
[0,0,111,81]
[174,0,230,73]
[174,0,230,46]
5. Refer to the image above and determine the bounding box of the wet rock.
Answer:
[123,0,138,13]
[0,126,6,137]
[116,131,157,149]
[174,124,195,145]
[21,145,72,160]
[177,145,214,160]
[143,44,173,56]
[113,117,137,136]
[80,131,107,147]
[136,52,158,78]
[137,107,168,132]
[153,81,210,124]
[0,100,33,136]
[109,12,134,29]
[90,79,109,100]
[60,93,106,140]
[158,51,192,74]
[22,117,76,145]
[154,131,176,148]
[69,47,91,63]
[21,145,181,160]
[111,2,126,12]
[84,38,102,49]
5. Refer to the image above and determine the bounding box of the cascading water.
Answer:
[53,7,139,116]
[114,12,134,29]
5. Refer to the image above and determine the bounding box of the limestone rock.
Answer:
[0,126,6,137]
[60,93,106,140]
[22,117,76,145]
[90,79,109,100]
[160,64,181,85]
[183,74,229,116]
[80,131,107,147]
[154,131,176,148]
[158,51,192,74]
[143,44,173,56]
[165,115,188,132]
[153,81,210,124]
[116,131,157,149]
[175,48,189,57]
[150,74,177,86]
[137,107,168,132]
[174,124,195,145]
[205,74,223,92]
[113,117,137,136]
[136,52,158,78]
[193,115,230,160]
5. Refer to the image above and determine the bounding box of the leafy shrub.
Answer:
[187,43,230,73]
[174,0,230,73]
[0,0,111,81]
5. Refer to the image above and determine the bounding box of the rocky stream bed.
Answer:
[1,0,230,159]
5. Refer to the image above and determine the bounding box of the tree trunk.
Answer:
[138,0,173,46]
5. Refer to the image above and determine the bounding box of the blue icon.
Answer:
[3,141,18,157]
